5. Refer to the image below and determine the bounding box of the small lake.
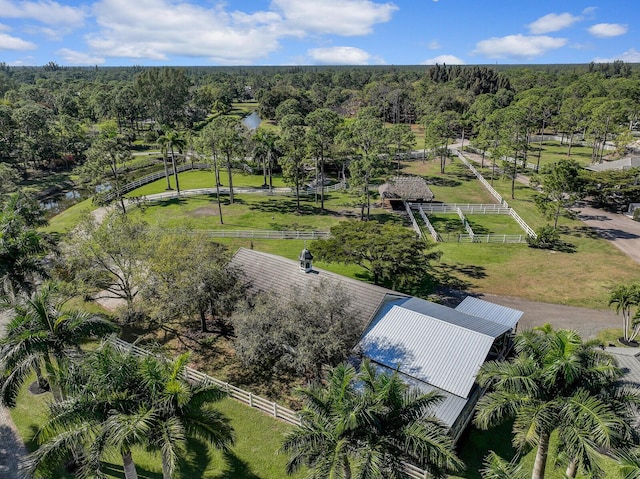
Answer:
[242,111,262,130]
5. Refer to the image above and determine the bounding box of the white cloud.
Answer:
[428,40,441,50]
[473,34,567,59]
[307,46,383,65]
[588,23,628,38]
[271,0,398,36]
[582,6,597,17]
[89,0,284,64]
[87,0,397,64]
[0,32,36,50]
[0,0,85,27]
[56,48,105,65]
[528,13,581,34]
[593,48,640,63]
[421,54,465,65]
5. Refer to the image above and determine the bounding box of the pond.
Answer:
[242,111,262,130]
[40,189,90,215]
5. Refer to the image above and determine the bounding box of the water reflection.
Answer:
[242,111,262,130]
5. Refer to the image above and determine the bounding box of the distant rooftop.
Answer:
[585,157,640,172]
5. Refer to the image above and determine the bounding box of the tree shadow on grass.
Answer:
[423,176,462,188]
[248,198,338,216]
[559,225,601,239]
[99,462,161,479]
[432,262,487,293]
[208,451,263,479]
[455,421,519,479]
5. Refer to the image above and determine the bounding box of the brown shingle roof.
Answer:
[230,248,408,328]
[379,176,434,201]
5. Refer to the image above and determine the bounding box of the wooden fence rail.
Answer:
[149,228,331,240]
[417,207,442,242]
[410,203,511,214]
[404,201,423,238]
[109,337,429,479]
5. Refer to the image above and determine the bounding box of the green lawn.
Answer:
[10,382,304,479]
[127,170,290,197]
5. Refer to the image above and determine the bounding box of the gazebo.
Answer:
[378,176,434,209]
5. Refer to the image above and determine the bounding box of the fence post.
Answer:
[273,402,278,418]
[249,393,253,407]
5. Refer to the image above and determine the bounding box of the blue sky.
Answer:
[0,0,638,67]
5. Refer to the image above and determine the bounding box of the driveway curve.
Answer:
[574,206,640,264]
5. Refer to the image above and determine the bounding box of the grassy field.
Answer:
[45,149,640,310]
[10,380,304,479]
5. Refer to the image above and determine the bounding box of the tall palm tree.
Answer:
[0,282,117,405]
[252,130,280,190]
[139,352,235,479]
[474,325,633,479]
[158,129,186,194]
[26,342,235,479]
[24,342,152,479]
[280,361,463,479]
[609,284,640,343]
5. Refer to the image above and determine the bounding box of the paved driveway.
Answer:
[574,206,640,264]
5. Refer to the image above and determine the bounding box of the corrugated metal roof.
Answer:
[455,296,523,330]
[359,303,505,398]
[388,297,512,338]
[230,248,408,328]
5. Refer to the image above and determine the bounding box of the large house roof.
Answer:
[230,248,408,328]
[358,297,512,399]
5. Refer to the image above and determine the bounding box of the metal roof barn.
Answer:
[359,298,511,398]
[455,296,524,330]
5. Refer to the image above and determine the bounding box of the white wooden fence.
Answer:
[453,150,537,239]
[153,228,331,240]
[418,207,442,242]
[451,234,528,244]
[404,201,423,238]
[110,337,430,479]
[411,203,511,214]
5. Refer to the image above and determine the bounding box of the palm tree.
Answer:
[474,325,633,479]
[139,352,235,479]
[24,342,151,479]
[26,342,235,479]
[280,361,463,479]
[252,130,280,190]
[609,283,640,343]
[480,451,527,479]
[617,447,640,479]
[0,192,49,295]
[0,282,118,405]
[158,129,186,194]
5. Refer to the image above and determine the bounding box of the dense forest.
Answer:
[1,60,639,211]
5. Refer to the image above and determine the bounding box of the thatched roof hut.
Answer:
[378,176,434,208]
